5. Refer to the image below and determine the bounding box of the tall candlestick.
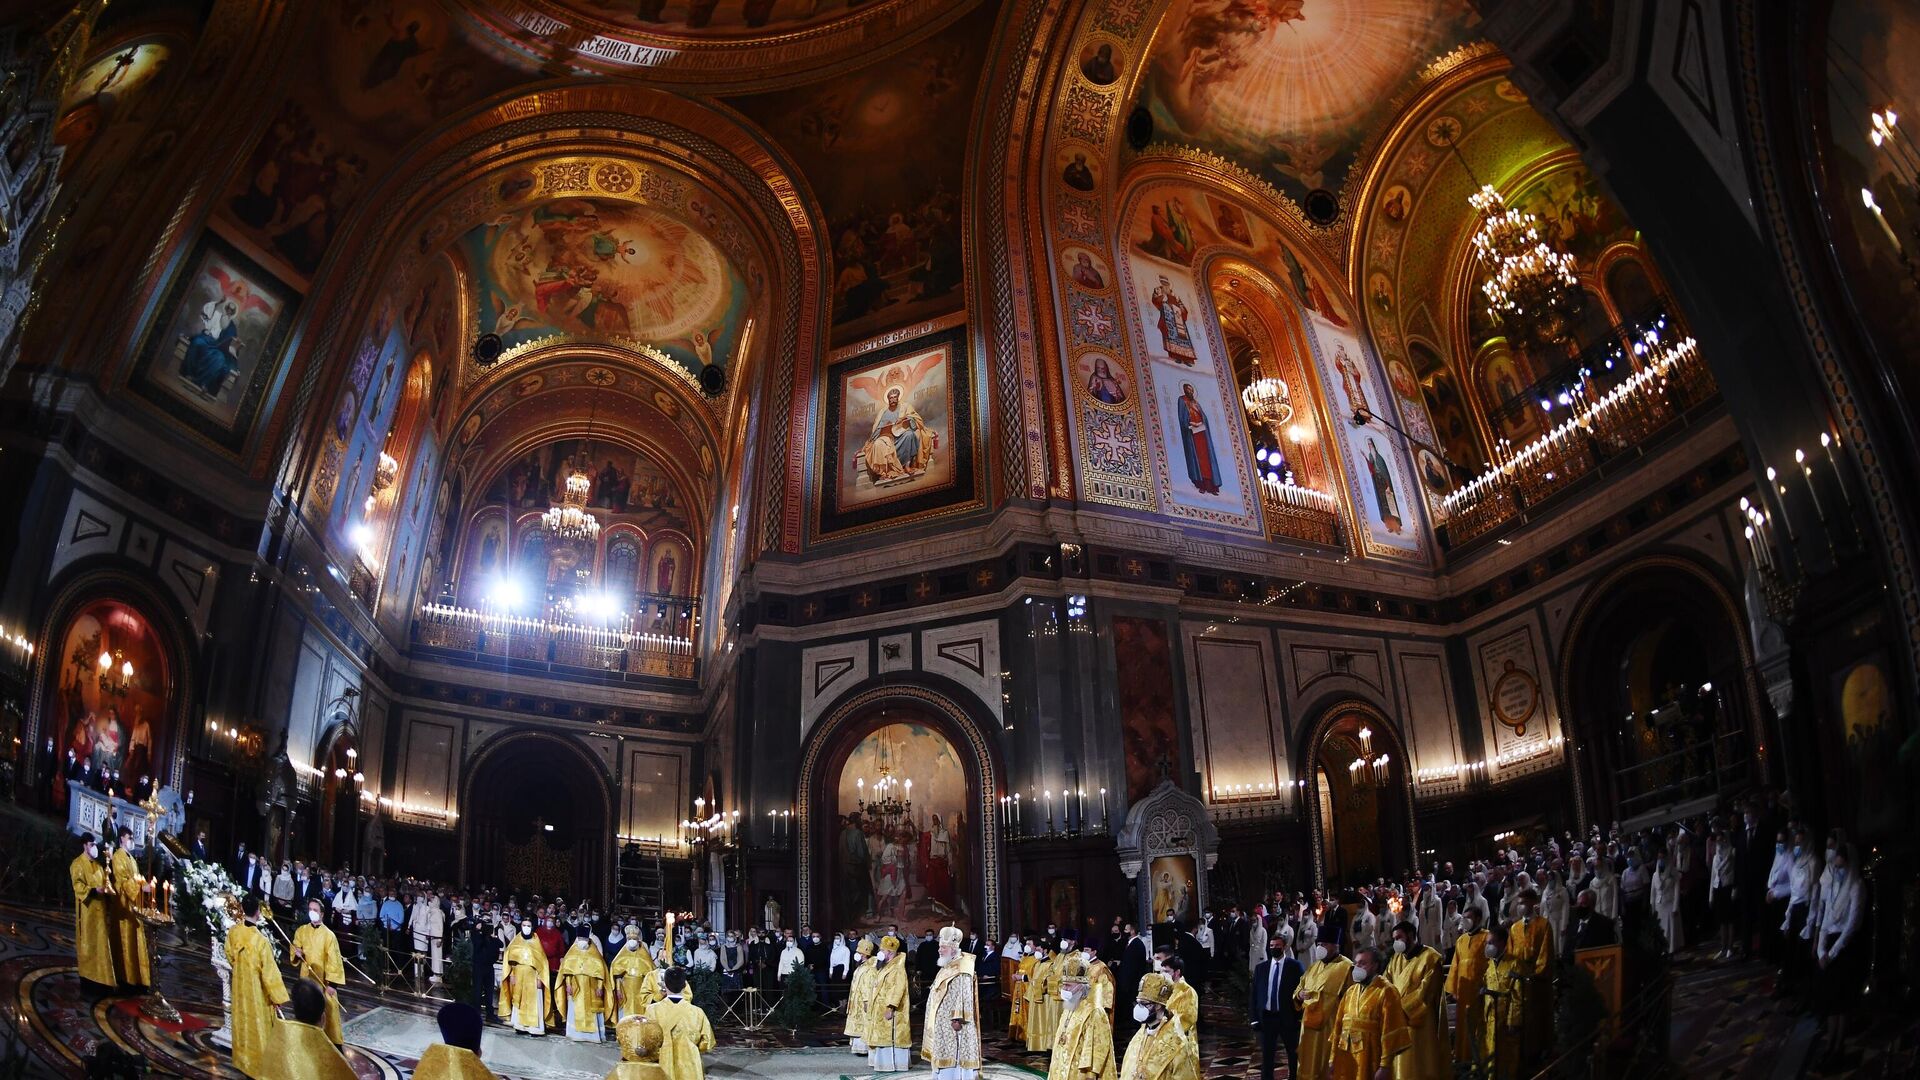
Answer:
[1821,432,1852,508]
[1077,788,1086,830]
[1796,449,1828,520]
[1100,787,1109,826]
[1766,467,1798,542]
[1045,790,1054,834]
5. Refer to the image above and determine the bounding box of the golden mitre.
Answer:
[1136,971,1174,1005]
[616,1015,664,1062]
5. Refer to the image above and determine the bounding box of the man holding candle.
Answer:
[70,834,117,989]
[108,827,151,989]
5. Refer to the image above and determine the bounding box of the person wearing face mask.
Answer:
[470,910,502,1018]
[1024,939,1059,1052]
[864,935,913,1072]
[1078,941,1114,1018]
[1156,953,1197,1052]
[498,918,552,1035]
[1249,932,1302,1080]
[291,898,347,1046]
[1503,886,1554,1065]
[1810,838,1864,1067]
[1118,973,1198,1080]
[1777,828,1821,996]
[845,937,878,1054]
[69,834,117,990]
[1475,925,1524,1079]
[1650,851,1682,956]
[106,827,152,989]
[610,923,656,1021]
[923,926,982,1080]
[777,931,806,977]
[1007,936,1034,1043]
[1046,953,1112,1080]
[1325,945,1411,1080]
[557,935,610,1043]
[1709,828,1739,960]
[1384,922,1446,1080]
[1443,907,1488,1068]
[1762,828,1793,967]
[645,968,714,1080]
[229,895,291,1079]
[1293,928,1352,1080]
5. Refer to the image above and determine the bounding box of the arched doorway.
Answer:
[1306,704,1413,886]
[461,733,611,902]
[798,683,1002,941]
[315,715,362,870]
[1561,558,1759,825]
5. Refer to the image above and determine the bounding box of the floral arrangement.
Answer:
[175,860,282,960]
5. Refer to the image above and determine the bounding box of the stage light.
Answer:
[486,577,525,611]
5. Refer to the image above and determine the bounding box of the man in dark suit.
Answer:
[1732,802,1772,956]
[1115,921,1150,1042]
[1570,890,1617,950]
[1250,938,1303,1080]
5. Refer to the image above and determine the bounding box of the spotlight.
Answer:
[486,577,525,611]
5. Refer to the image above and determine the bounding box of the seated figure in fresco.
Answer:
[862,386,933,485]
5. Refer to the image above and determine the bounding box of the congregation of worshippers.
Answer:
[64,785,1858,1080]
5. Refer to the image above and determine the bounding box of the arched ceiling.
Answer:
[446,0,989,91]
[1139,0,1484,209]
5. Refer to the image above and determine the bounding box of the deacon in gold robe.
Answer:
[1157,951,1198,1052]
[1444,914,1490,1064]
[498,918,552,1034]
[845,937,876,1053]
[608,1015,668,1080]
[70,835,117,988]
[1328,947,1413,1080]
[264,978,355,1080]
[1505,891,1555,1066]
[922,927,982,1080]
[1294,937,1354,1080]
[108,828,151,988]
[1117,973,1199,1080]
[644,968,714,1080]
[558,935,611,1042]
[1080,944,1115,1017]
[1047,954,1115,1080]
[414,1003,502,1080]
[862,935,913,1072]
[1476,927,1526,1080]
[610,924,656,1022]
[1023,944,1058,1052]
[292,900,348,1046]
[1008,945,1036,1041]
[229,896,291,1080]
[1384,923,1448,1080]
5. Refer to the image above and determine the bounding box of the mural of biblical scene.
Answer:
[1061,246,1112,291]
[734,3,994,342]
[326,324,413,545]
[460,509,511,599]
[1113,615,1179,804]
[1509,163,1636,269]
[1307,313,1428,560]
[128,232,299,451]
[54,38,174,186]
[1412,347,1482,474]
[1058,146,1101,192]
[380,436,443,620]
[1148,854,1197,926]
[48,600,172,811]
[456,197,751,378]
[221,3,520,276]
[1141,0,1480,205]
[817,323,978,538]
[833,720,971,933]
[403,252,461,361]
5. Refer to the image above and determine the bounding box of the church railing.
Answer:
[410,602,697,681]
[1259,478,1343,548]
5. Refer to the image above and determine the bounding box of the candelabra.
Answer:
[95,648,134,699]
[541,467,601,544]
[1347,727,1390,790]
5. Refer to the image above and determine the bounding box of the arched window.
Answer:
[605,532,642,606]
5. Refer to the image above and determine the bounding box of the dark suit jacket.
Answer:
[1249,956,1303,1040]
[1571,916,1617,950]
[1118,936,1150,1006]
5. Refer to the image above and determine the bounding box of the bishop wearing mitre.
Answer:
[229,895,292,1080]
[610,922,657,1021]
[558,935,612,1042]
[923,926,982,1080]
[863,934,914,1072]
[845,937,877,1053]
[1047,954,1115,1080]
[292,898,348,1046]
[644,968,715,1080]
[70,835,117,988]
[499,916,552,1035]
[1118,973,1198,1080]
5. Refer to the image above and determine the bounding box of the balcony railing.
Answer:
[1260,477,1343,548]
[412,602,697,681]
[1441,303,1719,550]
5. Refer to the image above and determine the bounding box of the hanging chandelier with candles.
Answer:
[1240,348,1293,437]
[541,466,600,544]
[855,728,914,831]
[1467,183,1582,349]
[1346,725,1391,790]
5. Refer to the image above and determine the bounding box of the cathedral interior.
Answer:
[1,1,1918,1077]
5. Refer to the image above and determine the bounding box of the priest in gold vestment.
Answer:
[1444,911,1489,1064]
[499,918,552,1034]
[108,828,151,988]
[264,978,355,1080]
[863,935,913,1072]
[644,968,714,1080]
[1080,942,1115,1017]
[414,1003,502,1080]
[70,835,117,988]
[610,925,658,1022]
[559,935,612,1042]
[292,899,348,1046]
[1008,944,1036,1041]
[608,1015,669,1080]
[1505,890,1556,1066]
[1294,934,1354,1080]
[1024,942,1058,1052]
[229,896,291,1080]
[845,937,877,1053]
[1476,926,1527,1080]
[1158,951,1198,1052]
[1328,947,1412,1080]
[1047,954,1115,1080]
[922,927,982,1080]
[1117,973,1198,1080]
[1384,923,1448,1080]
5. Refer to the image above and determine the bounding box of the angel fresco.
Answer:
[178,266,270,398]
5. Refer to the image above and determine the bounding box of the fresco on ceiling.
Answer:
[550,0,876,33]
[734,2,994,342]
[54,39,173,185]
[1142,0,1479,205]
[1508,163,1636,270]
[127,232,300,455]
[221,3,520,277]
[458,197,749,378]
[817,322,980,539]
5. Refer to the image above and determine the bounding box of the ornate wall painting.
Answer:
[1140,0,1480,206]
[54,37,175,187]
[47,600,173,812]
[733,2,995,343]
[326,324,411,545]
[815,322,980,540]
[1829,653,1904,839]
[833,720,972,932]
[1113,615,1180,806]
[127,231,300,455]
[1467,618,1563,780]
[458,508,510,602]
[1305,311,1430,562]
[1147,853,1197,926]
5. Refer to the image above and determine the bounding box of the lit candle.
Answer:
[1044,789,1053,833]
[1744,525,1763,571]
[1100,787,1108,822]
[1861,187,1904,252]
[1821,432,1852,507]
[1766,467,1798,542]
[1796,449,1827,520]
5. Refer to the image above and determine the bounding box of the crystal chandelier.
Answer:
[1239,349,1293,438]
[542,465,599,544]
[372,449,399,494]
[1468,183,1582,348]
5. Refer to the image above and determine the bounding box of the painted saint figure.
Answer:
[1363,437,1403,534]
[1175,384,1221,495]
[862,385,933,484]
[1150,277,1198,363]
[1085,357,1127,405]
[1332,343,1369,420]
